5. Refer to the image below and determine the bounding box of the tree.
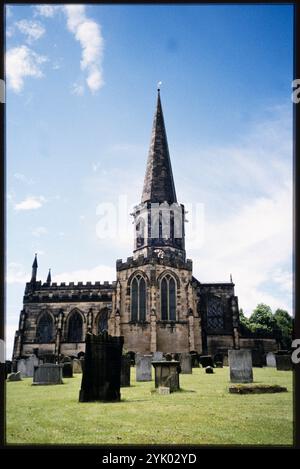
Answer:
[249,303,276,332]
[274,309,293,350]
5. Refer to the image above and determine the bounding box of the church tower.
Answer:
[109,90,202,354]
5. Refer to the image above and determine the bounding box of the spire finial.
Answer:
[230,273,233,283]
[31,253,38,282]
[47,268,51,284]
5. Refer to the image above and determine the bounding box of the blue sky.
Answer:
[5,4,294,358]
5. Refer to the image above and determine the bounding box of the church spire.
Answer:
[141,89,177,204]
[31,253,38,282]
[47,268,51,285]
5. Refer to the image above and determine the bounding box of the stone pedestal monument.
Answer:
[152,361,180,392]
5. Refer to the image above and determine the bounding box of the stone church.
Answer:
[13,90,256,363]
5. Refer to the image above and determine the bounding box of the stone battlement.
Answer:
[116,252,192,271]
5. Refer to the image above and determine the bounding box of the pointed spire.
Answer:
[47,268,51,284]
[31,253,38,282]
[141,89,177,204]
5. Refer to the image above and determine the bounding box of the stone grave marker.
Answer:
[121,355,131,387]
[266,352,276,368]
[136,354,152,382]
[7,371,22,382]
[228,349,253,383]
[72,358,82,373]
[152,351,165,362]
[79,331,124,402]
[275,354,292,371]
[152,361,180,392]
[33,364,63,385]
[179,352,192,374]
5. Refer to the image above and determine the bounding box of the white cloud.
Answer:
[64,5,104,93]
[15,19,45,43]
[32,226,48,237]
[71,82,84,96]
[33,5,59,18]
[14,196,46,211]
[53,264,115,283]
[14,173,34,185]
[6,45,47,93]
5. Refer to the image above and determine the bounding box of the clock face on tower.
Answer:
[154,249,164,259]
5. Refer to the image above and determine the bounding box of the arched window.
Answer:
[160,274,176,321]
[131,275,146,322]
[98,308,108,334]
[37,312,54,343]
[68,311,83,342]
[136,217,145,248]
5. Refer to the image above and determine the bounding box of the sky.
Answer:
[5,4,294,359]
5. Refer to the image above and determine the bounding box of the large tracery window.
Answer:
[160,274,176,321]
[37,312,54,343]
[98,308,108,333]
[207,295,224,330]
[68,310,83,342]
[131,275,146,322]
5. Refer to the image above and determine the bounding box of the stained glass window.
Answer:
[160,275,176,321]
[68,311,83,342]
[207,296,224,330]
[37,312,54,343]
[131,275,146,321]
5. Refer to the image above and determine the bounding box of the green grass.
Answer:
[6,367,293,446]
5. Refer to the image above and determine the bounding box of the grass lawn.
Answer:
[6,367,293,446]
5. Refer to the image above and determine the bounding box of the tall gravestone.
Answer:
[79,332,124,402]
[121,355,131,387]
[33,364,63,385]
[17,359,27,378]
[179,353,192,374]
[266,352,276,367]
[136,354,152,382]
[228,349,253,383]
[25,355,39,377]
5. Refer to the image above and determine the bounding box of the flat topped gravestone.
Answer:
[179,353,192,374]
[275,354,292,371]
[79,331,124,402]
[228,349,253,383]
[135,354,152,382]
[62,362,73,378]
[266,352,276,368]
[152,361,180,392]
[33,364,63,385]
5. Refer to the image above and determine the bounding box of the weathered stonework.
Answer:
[12,91,277,363]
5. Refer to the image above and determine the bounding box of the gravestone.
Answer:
[25,355,39,377]
[165,353,172,361]
[152,351,165,362]
[72,358,82,373]
[158,386,170,395]
[152,361,180,392]
[275,354,292,371]
[33,364,63,385]
[179,353,192,374]
[190,352,199,368]
[17,359,27,378]
[205,366,214,374]
[266,352,276,368]
[251,349,264,367]
[223,355,229,366]
[62,362,73,378]
[214,353,224,368]
[228,349,253,383]
[79,332,124,402]
[121,355,131,387]
[7,371,22,382]
[136,354,152,382]
[199,355,214,368]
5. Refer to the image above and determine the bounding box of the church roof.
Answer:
[141,90,177,204]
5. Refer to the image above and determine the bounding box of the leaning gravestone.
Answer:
[33,364,63,385]
[228,349,253,383]
[266,352,276,368]
[275,354,292,371]
[7,371,22,382]
[136,354,152,382]
[179,353,192,374]
[152,351,165,362]
[72,358,82,373]
[79,331,124,402]
[121,355,131,387]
